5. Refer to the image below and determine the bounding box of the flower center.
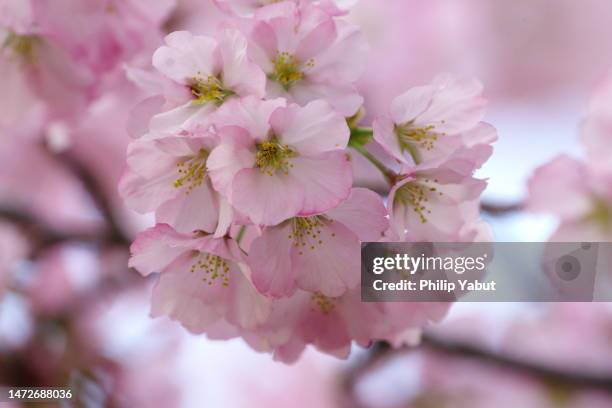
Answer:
[395,123,444,161]
[3,32,37,62]
[585,198,612,232]
[174,148,209,193]
[255,139,297,176]
[190,252,230,287]
[311,292,335,314]
[189,75,234,106]
[287,216,336,255]
[270,52,313,89]
[394,178,441,224]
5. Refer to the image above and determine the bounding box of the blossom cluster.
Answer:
[528,76,612,242]
[120,0,497,362]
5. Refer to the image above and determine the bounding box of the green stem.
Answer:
[236,225,247,244]
[350,143,396,186]
[349,127,374,146]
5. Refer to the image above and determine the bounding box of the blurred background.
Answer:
[2,0,612,406]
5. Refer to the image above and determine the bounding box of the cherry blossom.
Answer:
[207,96,352,226]
[244,1,367,116]
[388,147,492,241]
[213,0,359,17]
[373,74,489,167]
[247,188,388,297]
[129,223,271,333]
[527,155,612,241]
[119,131,225,234]
[145,29,266,137]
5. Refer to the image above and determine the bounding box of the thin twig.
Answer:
[480,201,523,216]
[343,336,612,407]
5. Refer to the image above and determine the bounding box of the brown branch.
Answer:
[42,141,131,246]
[343,336,612,407]
[480,201,523,216]
[0,206,103,256]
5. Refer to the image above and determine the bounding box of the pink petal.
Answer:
[326,188,389,242]
[248,223,298,297]
[292,219,360,296]
[150,252,224,334]
[207,137,255,197]
[307,20,368,83]
[152,31,219,83]
[156,179,220,234]
[218,28,266,98]
[373,115,404,163]
[527,155,592,220]
[290,152,353,216]
[413,74,486,134]
[212,96,285,140]
[390,83,437,124]
[128,224,196,276]
[231,167,304,225]
[295,14,336,62]
[127,95,165,139]
[289,81,363,117]
[271,100,349,156]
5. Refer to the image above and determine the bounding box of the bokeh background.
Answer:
[2,0,612,406]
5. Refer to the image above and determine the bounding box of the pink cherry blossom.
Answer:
[129,223,271,333]
[581,74,612,173]
[527,154,612,241]
[145,29,266,137]
[213,0,358,17]
[247,188,388,298]
[373,74,489,167]
[245,1,367,116]
[119,131,225,234]
[388,148,490,241]
[207,96,352,226]
[32,0,174,74]
[240,287,448,363]
[0,0,35,34]
[0,28,98,123]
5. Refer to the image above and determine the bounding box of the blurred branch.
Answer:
[0,206,102,255]
[480,201,523,216]
[44,142,130,246]
[421,334,612,392]
[343,336,612,406]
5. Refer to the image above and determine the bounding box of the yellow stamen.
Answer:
[190,252,231,287]
[288,216,335,255]
[189,74,234,106]
[255,139,297,176]
[311,292,335,314]
[270,52,313,89]
[3,32,37,63]
[394,178,442,224]
[174,148,209,193]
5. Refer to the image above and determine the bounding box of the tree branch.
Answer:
[343,335,612,407]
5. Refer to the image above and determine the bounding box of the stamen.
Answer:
[289,216,334,255]
[189,74,234,106]
[189,252,231,287]
[311,292,335,314]
[585,198,612,231]
[394,178,442,224]
[395,123,444,152]
[174,148,209,193]
[255,139,297,176]
[270,52,314,89]
[3,32,37,62]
